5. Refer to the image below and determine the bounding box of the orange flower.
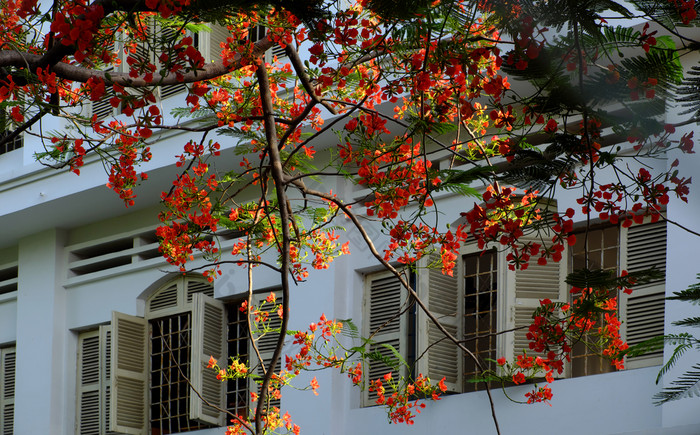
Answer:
[207,356,217,368]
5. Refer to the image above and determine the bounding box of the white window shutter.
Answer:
[249,292,282,411]
[110,312,148,435]
[201,23,230,64]
[100,326,115,435]
[505,235,568,375]
[0,347,15,435]
[363,270,408,406]
[77,331,101,435]
[147,282,179,313]
[415,255,462,392]
[189,293,227,426]
[620,220,667,368]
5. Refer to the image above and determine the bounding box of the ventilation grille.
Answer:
[67,230,162,278]
[186,280,215,302]
[148,283,179,312]
[0,264,17,295]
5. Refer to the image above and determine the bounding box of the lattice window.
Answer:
[150,313,210,434]
[462,250,498,392]
[0,106,23,156]
[570,226,620,377]
[227,302,249,417]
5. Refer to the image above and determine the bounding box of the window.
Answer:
[362,220,667,399]
[76,277,229,435]
[569,225,620,377]
[462,250,498,392]
[248,25,288,62]
[91,22,231,119]
[0,106,23,156]
[0,346,15,435]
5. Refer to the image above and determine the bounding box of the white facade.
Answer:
[2,42,700,435]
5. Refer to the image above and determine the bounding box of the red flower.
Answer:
[544,119,557,133]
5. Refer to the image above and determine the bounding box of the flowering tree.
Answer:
[2,0,699,433]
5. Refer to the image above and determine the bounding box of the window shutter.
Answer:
[189,293,227,426]
[416,255,462,392]
[620,220,667,368]
[249,292,283,411]
[0,347,15,435]
[186,279,215,303]
[201,23,229,64]
[110,312,148,435]
[77,331,101,435]
[505,235,568,374]
[147,282,179,313]
[101,326,115,435]
[90,40,117,121]
[363,271,408,406]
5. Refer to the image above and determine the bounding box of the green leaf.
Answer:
[653,364,700,405]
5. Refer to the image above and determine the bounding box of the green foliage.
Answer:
[565,267,663,290]
[667,276,700,304]
[436,166,493,197]
[653,364,700,404]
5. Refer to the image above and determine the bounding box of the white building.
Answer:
[1,21,700,435]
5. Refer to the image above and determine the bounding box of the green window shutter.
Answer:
[110,312,148,435]
[189,293,227,426]
[363,270,408,406]
[505,235,569,375]
[0,347,15,435]
[620,220,667,369]
[416,255,462,392]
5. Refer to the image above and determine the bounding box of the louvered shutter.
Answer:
[363,271,408,406]
[91,40,116,121]
[190,293,227,425]
[249,292,282,411]
[620,220,667,368]
[416,256,462,392]
[505,235,569,374]
[77,331,101,435]
[0,347,15,435]
[186,279,215,303]
[158,24,187,100]
[147,281,179,313]
[201,23,229,64]
[110,312,148,435]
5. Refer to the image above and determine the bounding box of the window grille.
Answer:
[462,250,498,392]
[150,313,210,434]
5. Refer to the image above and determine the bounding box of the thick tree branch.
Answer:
[254,63,291,435]
[0,37,274,86]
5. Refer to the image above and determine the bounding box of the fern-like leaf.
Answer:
[653,364,700,405]
[655,333,697,384]
[667,276,700,304]
[673,317,700,328]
